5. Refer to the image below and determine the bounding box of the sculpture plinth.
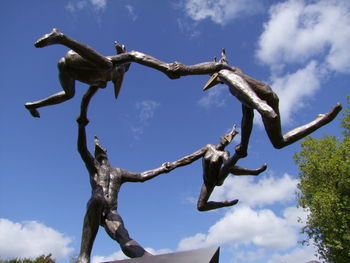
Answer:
[105,247,220,263]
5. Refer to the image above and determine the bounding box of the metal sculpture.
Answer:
[76,86,173,263]
[25,29,344,262]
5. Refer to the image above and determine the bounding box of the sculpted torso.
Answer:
[62,50,121,87]
[90,164,123,210]
[202,144,229,185]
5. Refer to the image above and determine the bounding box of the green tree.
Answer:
[294,97,350,263]
[0,254,55,263]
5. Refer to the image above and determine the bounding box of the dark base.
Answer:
[105,247,220,263]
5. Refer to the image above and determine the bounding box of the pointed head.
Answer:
[94,136,108,162]
[216,125,238,150]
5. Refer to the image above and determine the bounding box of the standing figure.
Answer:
[76,87,172,263]
[25,28,130,118]
[204,50,342,157]
[167,125,267,211]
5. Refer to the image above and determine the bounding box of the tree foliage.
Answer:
[0,255,55,263]
[294,97,350,263]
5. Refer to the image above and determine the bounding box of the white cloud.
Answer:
[270,60,321,124]
[66,0,107,12]
[268,245,319,263]
[211,173,298,207]
[182,0,263,25]
[178,205,302,251]
[90,0,107,10]
[257,0,350,73]
[92,250,127,263]
[132,100,160,139]
[0,218,73,260]
[125,4,138,21]
[178,174,306,251]
[197,85,227,108]
[255,0,350,125]
[136,100,160,122]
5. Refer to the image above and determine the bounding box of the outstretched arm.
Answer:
[121,162,173,183]
[77,86,99,169]
[166,145,209,169]
[109,51,238,80]
[122,145,210,183]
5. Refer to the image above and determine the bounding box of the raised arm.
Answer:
[121,162,173,183]
[77,86,99,169]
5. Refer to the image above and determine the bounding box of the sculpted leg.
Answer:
[34,28,112,70]
[251,82,343,149]
[235,105,254,158]
[231,163,267,175]
[25,58,75,117]
[77,195,105,263]
[103,211,152,258]
[197,183,238,211]
[263,103,342,149]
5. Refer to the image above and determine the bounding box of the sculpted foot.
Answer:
[35,28,64,48]
[225,199,239,207]
[321,102,342,121]
[256,163,267,174]
[235,144,247,158]
[76,255,90,263]
[24,104,40,118]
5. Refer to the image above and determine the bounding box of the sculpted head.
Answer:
[94,136,109,164]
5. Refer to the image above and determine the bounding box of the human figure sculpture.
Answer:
[203,49,342,157]
[166,125,267,211]
[76,86,173,263]
[25,28,130,118]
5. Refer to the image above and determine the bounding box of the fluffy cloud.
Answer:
[178,206,305,251]
[181,0,262,25]
[267,245,319,263]
[270,61,321,124]
[178,174,308,252]
[255,0,350,124]
[211,173,298,207]
[0,218,73,260]
[257,0,350,73]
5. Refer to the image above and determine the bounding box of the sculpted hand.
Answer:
[161,162,174,173]
[76,115,89,126]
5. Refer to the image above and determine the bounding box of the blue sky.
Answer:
[0,0,349,263]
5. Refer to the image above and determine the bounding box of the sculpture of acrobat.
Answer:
[76,86,174,263]
[202,49,342,158]
[166,125,267,211]
[25,29,130,118]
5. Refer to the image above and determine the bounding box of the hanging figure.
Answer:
[166,125,267,211]
[25,28,130,118]
[203,49,342,158]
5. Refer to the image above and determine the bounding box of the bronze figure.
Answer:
[76,86,173,263]
[166,125,267,211]
[203,50,342,157]
[25,29,130,118]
